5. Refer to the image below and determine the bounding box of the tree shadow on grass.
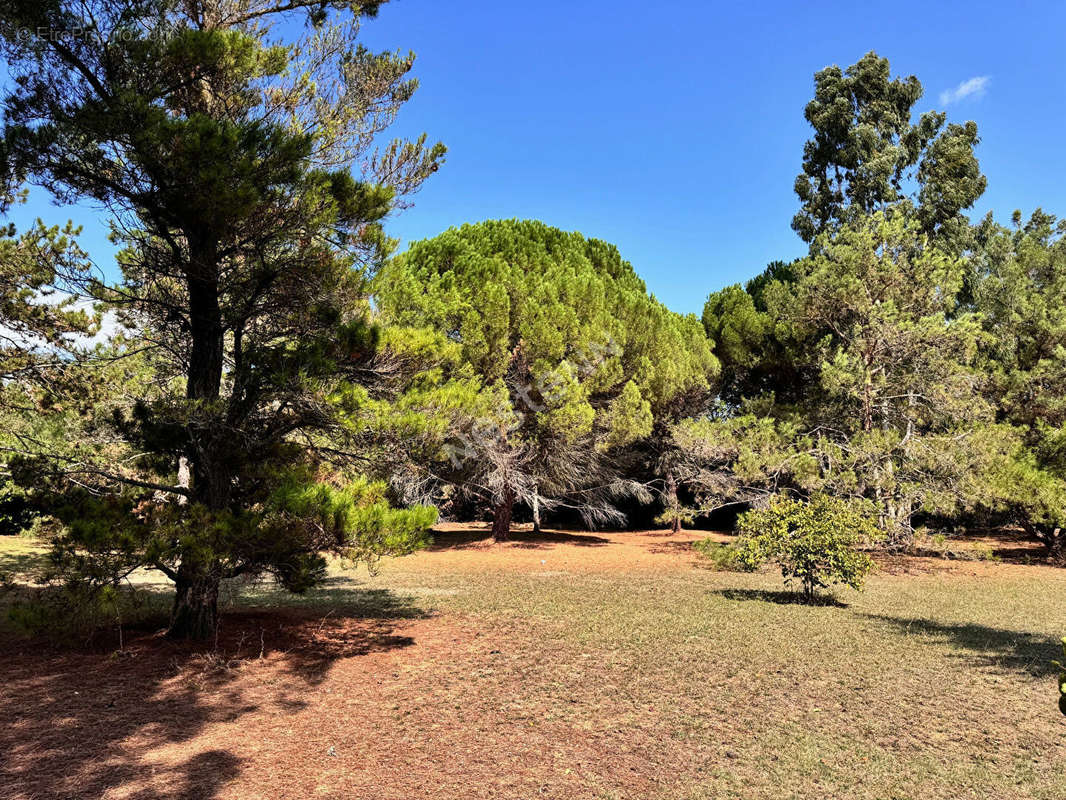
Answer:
[861,613,1061,677]
[712,587,849,608]
[0,583,427,799]
[427,526,609,550]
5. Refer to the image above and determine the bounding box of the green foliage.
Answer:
[0,213,99,382]
[774,212,980,431]
[0,477,34,536]
[374,219,718,535]
[707,211,994,540]
[702,265,811,408]
[971,210,1066,551]
[692,538,742,570]
[377,220,716,412]
[975,210,1066,429]
[702,284,768,369]
[734,495,879,601]
[24,465,436,606]
[269,473,437,571]
[0,0,445,636]
[792,51,985,250]
[0,15,1058,649]
[665,413,821,523]
[7,580,169,644]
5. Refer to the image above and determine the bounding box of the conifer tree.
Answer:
[0,0,444,637]
[792,51,985,251]
[374,219,718,540]
[973,209,1066,556]
[763,211,991,537]
[0,211,98,385]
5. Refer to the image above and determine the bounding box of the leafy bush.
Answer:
[1054,638,1066,716]
[734,495,879,601]
[693,538,743,570]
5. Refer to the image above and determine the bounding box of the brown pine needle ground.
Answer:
[2,525,1066,799]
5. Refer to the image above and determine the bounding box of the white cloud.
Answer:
[940,76,990,106]
[0,291,127,355]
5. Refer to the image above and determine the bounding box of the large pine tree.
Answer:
[792,51,985,251]
[0,0,444,637]
[373,219,718,540]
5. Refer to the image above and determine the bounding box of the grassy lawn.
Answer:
[2,526,1066,799]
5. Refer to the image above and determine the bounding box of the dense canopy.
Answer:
[375,219,717,539]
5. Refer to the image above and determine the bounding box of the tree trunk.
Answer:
[861,372,873,433]
[666,470,682,533]
[1048,528,1064,562]
[167,240,228,640]
[185,249,224,403]
[531,491,541,535]
[492,487,514,542]
[176,456,191,505]
[169,562,221,640]
[1019,520,1063,562]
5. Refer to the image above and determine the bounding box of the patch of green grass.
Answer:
[692,537,743,570]
[0,534,49,581]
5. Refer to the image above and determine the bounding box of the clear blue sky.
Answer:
[9,0,1066,314]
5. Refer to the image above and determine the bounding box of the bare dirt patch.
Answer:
[422,522,708,574]
[0,608,681,799]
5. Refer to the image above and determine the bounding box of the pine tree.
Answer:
[0,211,98,385]
[973,209,1066,556]
[0,0,444,637]
[766,211,991,538]
[373,219,718,540]
[792,51,985,251]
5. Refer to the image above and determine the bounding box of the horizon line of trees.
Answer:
[0,1,1061,639]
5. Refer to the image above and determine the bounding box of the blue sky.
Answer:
[8,0,1066,314]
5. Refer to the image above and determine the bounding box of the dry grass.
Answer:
[2,525,1066,799]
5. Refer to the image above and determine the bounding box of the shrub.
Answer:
[734,495,879,601]
[693,538,743,570]
[1054,638,1066,716]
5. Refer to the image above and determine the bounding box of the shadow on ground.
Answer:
[645,540,699,555]
[712,587,849,608]
[0,584,426,799]
[863,613,1061,677]
[427,527,610,550]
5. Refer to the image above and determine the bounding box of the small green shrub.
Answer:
[1053,639,1066,716]
[693,538,742,570]
[734,495,879,601]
